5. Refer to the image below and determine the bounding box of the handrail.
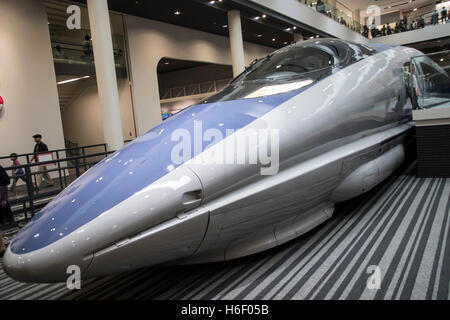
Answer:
[3,151,114,171]
[0,143,108,162]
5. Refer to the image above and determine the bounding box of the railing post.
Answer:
[75,157,80,178]
[55,151,63,190]
[82,147,87,172]
[24,166,35,219]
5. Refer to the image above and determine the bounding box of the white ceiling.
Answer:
[339,0,438,15]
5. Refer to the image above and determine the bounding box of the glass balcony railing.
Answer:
[300,0,363,34]
[299,0,450,38]
[409,50,450,110]
[49,25,126,68]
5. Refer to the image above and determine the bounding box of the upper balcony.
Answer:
[247,0,450,46]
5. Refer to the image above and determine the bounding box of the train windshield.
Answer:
[203,40,374,103]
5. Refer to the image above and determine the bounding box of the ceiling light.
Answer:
[413,8,417,11]
[209,1,215,4]
[272,38,276,41]
[174,11,181,15]
[262,14,267,18]
[257,34,262,37]
[164,62,170,65]
[254,16,260,20]
[222,24,228,28]
[293,26,297,30]
[285,28,292,31]
[316,35,319,38]
[57,76,90,85]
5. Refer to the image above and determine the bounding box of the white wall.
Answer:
[0,0,65,167]
[61,78,136,148]
[125,15,274,135]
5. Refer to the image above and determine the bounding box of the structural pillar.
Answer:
[87,0,124,151]
[227,10,245,77]
[353,9,361,30]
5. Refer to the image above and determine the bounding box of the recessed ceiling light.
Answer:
[257,34,262,37]
[272,38,276,41]
[254,16,260,20]
[174,11,181,15]
[285,28,291,31]
[262,14,267,18]
[222,24,228,28]
[209,1,215,4]
[316,35,319,38]
[293,26,297,30]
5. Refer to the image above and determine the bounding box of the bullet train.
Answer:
[4,39,422,283]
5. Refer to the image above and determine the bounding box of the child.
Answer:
[9,153,26,193]
[0,165,14,225]
[0,232,5,257]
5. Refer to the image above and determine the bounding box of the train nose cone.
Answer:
[3,243,91,283]
[4,94,298,282]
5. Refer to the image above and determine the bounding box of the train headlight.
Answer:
[245,79,313,99]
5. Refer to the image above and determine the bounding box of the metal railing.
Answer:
[0,143,107,165]
[1,144,112,230]
[160,78,232,100]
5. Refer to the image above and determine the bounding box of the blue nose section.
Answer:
[10,91,302,254]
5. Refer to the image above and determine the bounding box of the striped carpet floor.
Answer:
[1,161,449,300]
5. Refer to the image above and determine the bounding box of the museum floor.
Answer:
[1,161,449,300]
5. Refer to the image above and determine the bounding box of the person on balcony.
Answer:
[362,25,369,37]
[432,10,439,25]
[387,24,393,35]
[418,16,425,28]
[30,134,54,190]
[441,7,447,23]
[316,0,325,14]
[82,34,93,63]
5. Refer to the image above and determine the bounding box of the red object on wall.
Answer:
[0,96,3,105]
